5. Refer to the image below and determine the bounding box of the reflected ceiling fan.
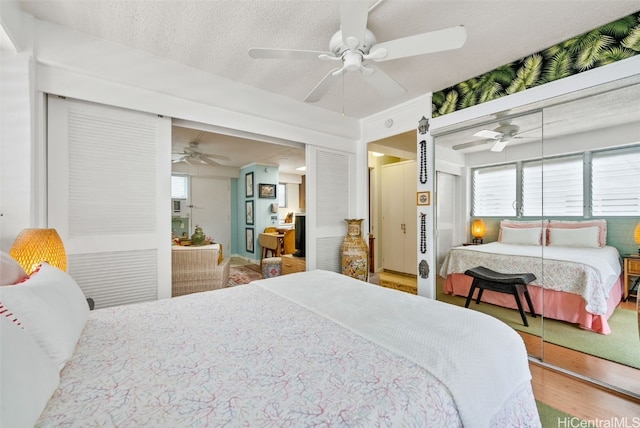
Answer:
[453,121,539,152]
[248,1,466,102]
[172,142,230,166]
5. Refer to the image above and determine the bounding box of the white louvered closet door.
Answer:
[306,146,356,272]
[47,96,172,308]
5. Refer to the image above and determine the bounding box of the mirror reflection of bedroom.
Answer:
[433,76,640,397]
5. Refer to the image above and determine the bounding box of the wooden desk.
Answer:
[258,233,284,260]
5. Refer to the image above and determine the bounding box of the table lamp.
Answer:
[635,222,640,255]
[471,219,486,245]
[10,228,67,275]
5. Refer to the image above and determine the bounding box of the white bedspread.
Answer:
[258,270,535,428]
[38,270,539,427]
[439,242,622,315]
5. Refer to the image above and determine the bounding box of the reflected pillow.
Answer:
[500,226,542,246]
[547,220,606,247]
[499,220,547,245]
[548,226,600,248]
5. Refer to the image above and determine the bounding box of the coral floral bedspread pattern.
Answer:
[37,281,537,427]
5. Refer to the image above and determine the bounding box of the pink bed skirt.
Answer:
[444,274,623,335]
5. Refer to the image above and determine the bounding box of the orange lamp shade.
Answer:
[10,228,67,275]
[635,222,640,245]
[471,219,486,239]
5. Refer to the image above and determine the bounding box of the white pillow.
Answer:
[0,262,89,371]
[0,251,28,286]
[500,226,542,246]
[0,316,60,428]
[548,226,600,248]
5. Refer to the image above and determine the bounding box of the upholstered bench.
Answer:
[464,266,537,326]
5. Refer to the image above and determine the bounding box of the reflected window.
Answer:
[523,156,583,217]
[472,165,516,216]
[592,146,640,216]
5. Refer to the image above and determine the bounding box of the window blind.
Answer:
[592,147,640,216]
[171,175,188,200]
[472,165,516,216]
[523,156,583,216]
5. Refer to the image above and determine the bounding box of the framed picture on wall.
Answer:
[245,172,254,198]
[245,200,254,225]
[246,228,254,253]
[417,191,431,206]
[259,183,277,199]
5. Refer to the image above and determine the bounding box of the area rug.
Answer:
[227,264,262,287]
[436,280,640,369]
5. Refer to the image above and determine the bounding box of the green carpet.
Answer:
[536,401,592,428]
[437,285,640,369]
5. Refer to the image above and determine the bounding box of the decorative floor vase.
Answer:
[341,219,369,281]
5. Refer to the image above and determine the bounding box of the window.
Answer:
[278,183,287,208]
[592,147,640,216]
[472,164,516,216]
[522,156,583,217]
[171,175,188,200]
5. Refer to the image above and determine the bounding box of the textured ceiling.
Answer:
[14,1,640,172]
[18,0,640,119]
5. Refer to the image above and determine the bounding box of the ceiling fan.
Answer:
[248,2,466,102]
[453,121,539,152]
[172,142,230,166]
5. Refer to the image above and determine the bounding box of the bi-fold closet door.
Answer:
[47,95,172,308]
[381,160,417,275]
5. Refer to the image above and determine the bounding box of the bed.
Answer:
[439,220,623,335]
[1,255,540,427]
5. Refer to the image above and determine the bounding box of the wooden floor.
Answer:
[373,271,640,419]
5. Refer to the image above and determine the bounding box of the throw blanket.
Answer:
[439,243,621,315]
[257,270,533,428]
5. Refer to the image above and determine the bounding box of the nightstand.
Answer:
[623,255,640,300]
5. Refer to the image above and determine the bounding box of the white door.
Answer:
[382,164,404,272]
[436,171,457,272]
[47,96,172,308]
[381,161,417,274]
[190,176,230,256]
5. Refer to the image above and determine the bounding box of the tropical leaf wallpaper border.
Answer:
[432,11,640,118]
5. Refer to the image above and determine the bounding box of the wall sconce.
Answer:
[471,219,486,245]
[418,116,430,134]
[634,222,640,255]
[10,228,67,275]
[270,203,278,213]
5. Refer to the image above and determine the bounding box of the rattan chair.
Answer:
[171,244,230,297]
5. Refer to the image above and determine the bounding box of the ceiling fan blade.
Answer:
[202,153,231,161]
[199,155,220,166]
[172,156,186,164]
[491,140,509,152]
[248,48,333,61]
[372,25,467,62]
[473,129,502,139]
[362,65,406,97]
[340,1,369,48]
[304,68,344,103]
[452,140,491,151]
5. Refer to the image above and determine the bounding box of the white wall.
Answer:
[0,10,368,254]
